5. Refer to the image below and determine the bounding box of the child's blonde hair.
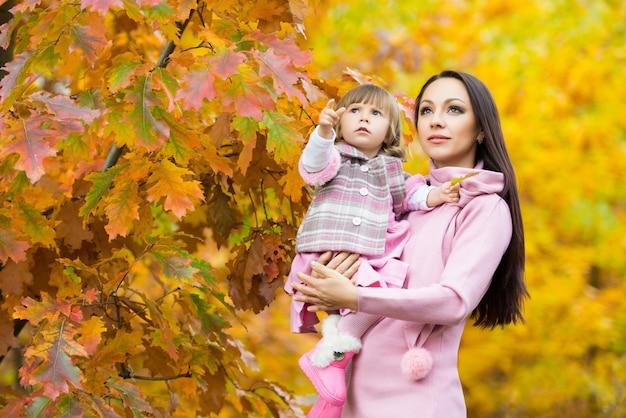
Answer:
[335,84,405,159]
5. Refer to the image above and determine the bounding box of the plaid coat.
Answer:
[295,142,408,257]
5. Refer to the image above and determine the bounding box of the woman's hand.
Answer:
[314,251,361,283]
[292,258,359,312]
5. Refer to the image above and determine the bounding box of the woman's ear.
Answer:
[477,131,485,144]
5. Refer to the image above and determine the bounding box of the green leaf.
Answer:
[80,163,126,218]
[261,111,304,164]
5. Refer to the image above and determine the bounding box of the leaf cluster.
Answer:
[0,0,386,415]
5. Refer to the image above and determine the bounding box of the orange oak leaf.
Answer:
[76,316,106,355]
[13,293,76,325]
[103,178,141,240]
[146,159,204,219]
[0,229,29,264]
[3,116,57,183]
[196,143,233,177]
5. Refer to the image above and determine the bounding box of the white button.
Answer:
[359,187,368,196]
[360,165,369,173]
[352,217,362,226]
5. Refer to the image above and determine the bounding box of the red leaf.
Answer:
[210,49,246,78]
[177,70,217,111]
[33,94,101,123]
[3,116,57,183]
[81,0,123,14]
[221,69,273,121]
[69,23,108,65]
[255,49,307,104]
[0,52,33,104]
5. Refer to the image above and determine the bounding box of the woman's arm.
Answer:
[294,197,512,325]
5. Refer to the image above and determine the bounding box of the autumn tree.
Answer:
[0,0,367,415]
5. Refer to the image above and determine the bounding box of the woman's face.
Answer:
[416,78,482,168]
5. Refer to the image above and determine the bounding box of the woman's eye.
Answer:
[448,105,464,114]
[419,107,432,115]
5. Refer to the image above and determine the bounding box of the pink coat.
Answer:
[342,162,513,418]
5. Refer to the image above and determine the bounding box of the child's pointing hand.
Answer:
[318,99,346,139]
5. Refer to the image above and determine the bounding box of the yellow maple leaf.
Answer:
[146,159,204,219]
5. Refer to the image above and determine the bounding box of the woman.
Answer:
[292,70,528,417]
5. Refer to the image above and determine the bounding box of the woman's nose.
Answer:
[430,112,444,127]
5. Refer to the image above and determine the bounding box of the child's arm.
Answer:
[426,181,460,208]
[317,98,345,139]
[301,99,346,172]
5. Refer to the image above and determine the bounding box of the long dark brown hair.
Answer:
[414,70,528,328]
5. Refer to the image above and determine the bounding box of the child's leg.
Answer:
[286,252,320,333]
[336,310,381,338]
[298,314,359,407]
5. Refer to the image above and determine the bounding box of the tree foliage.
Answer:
[0,0,378,415]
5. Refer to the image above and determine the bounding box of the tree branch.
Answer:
[100,10,196,172]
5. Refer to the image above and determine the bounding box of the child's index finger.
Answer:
[325,98,336,110]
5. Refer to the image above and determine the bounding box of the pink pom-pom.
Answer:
[401,347,433,380]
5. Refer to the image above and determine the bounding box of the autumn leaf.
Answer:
[106,378,153,414]
[0,229,30,264]
[81,0,123,14]
[24,326,85,399]
[69,23,108,65]
[220,67,274,120]
[254,48,307,104]
[176,69,217,111]
[205,184,240,248]
[450,171,479,185]
[232,116,259,174]
[146,159,204,219]
[15,201,57,247]
[127,76,170,150]
[13,293,76,325]
[0,52,33,105]
[261,111,305,164]
[103,178,141,239]
[211,48,247,78]
[246,31,312,68]
[80,164,126,220]
[76,316,106,355]
[2,116,57,183]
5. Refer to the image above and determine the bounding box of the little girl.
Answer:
[284,84,459,416]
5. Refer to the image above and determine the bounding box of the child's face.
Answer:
[339,101,390,159]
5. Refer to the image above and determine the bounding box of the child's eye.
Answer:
[349,108,359,114]
[372,110,382,116]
